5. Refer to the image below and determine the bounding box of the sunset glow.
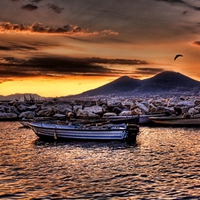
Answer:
[1,0,200,97]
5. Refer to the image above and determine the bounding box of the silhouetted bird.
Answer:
[174,54,183,60]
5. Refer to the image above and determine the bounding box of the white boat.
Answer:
[149,114,200,126]
[29,121,139,143]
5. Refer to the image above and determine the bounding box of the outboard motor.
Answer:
[126,123,139,145]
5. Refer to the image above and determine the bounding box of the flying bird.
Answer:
[174,54,183,60]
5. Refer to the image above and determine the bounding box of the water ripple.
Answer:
[0,122,200,199]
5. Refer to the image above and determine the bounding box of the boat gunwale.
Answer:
[149,115,200,121]
[29,122,127,132]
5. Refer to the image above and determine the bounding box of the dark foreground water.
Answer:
[0,122,200,200]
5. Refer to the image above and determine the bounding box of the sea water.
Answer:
[0,122,200,199]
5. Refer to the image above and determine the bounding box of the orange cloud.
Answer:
[192,41,200,46]
[0,22,119,36]
[0,56,150,82]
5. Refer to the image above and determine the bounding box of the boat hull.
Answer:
[139,114,167,125]
[29,122,139,142]
[19,120,32,128]
[102,115,139,125]
[149,115,200,126]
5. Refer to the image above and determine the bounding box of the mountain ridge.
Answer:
[1,71,200,100]
[73,71,200,97]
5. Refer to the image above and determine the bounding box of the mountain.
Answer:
[1,71,200,101]
[73,71,200,97]
[75,76,141,97]
[137,71,200,93]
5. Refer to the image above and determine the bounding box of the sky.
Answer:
[0,0,200,97]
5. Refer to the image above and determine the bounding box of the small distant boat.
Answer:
[139,114,167,125]
[149,114,200,126]
[29,121,139,143]
[103,114,165,125]
[103,115,139,125]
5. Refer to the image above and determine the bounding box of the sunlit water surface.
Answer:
[0,122,200,199]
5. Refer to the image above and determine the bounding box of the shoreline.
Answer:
[0,95,200,123]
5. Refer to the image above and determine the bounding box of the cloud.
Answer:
[155,0,185,4]
[47,3,64,13]
[0,57,24,65]
[155,0,200,12]
[182,10,188,15]
[11,0,42,2]
[21,4,38,10]
[0,46,11,51]
[0,56,149,80]
[192,41,200,46]
[29,0,42,3]
[0,78,13,84]
[0,22,118,36]
[87,57,148,65]
[135,67,164,75]
[0,44,37,51]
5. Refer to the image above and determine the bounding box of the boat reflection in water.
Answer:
[1,122,200,199]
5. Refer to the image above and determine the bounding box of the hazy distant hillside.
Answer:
[0,93,46,101]
[73,71,200,97]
